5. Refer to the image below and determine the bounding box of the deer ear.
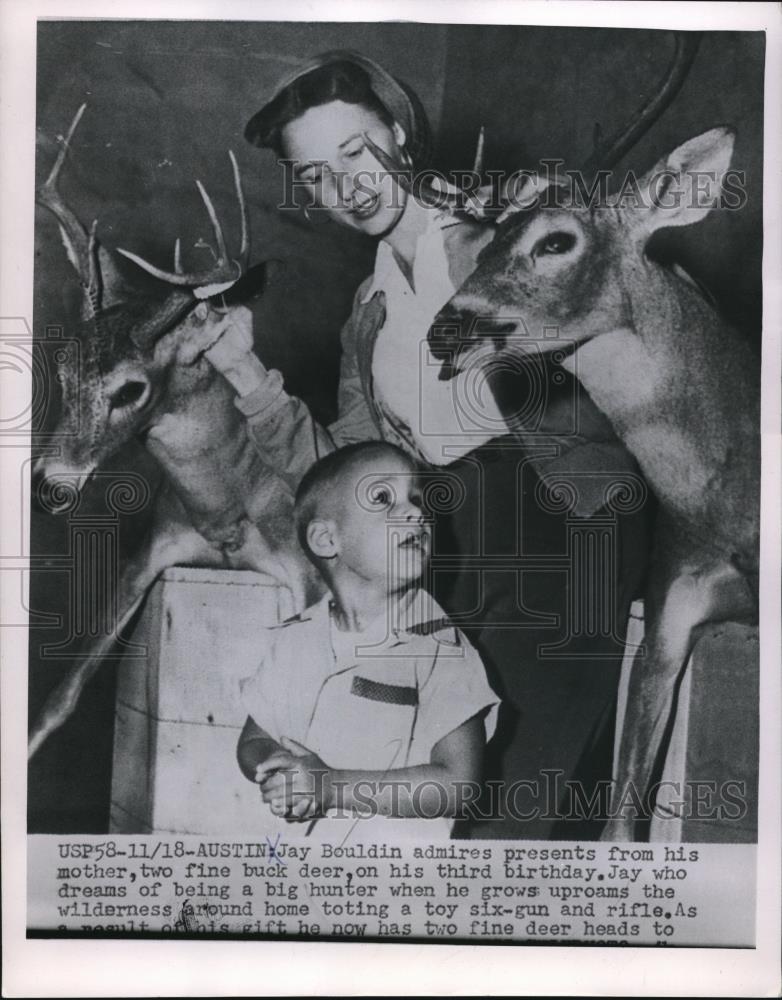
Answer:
[629,127,736,238]
[53,222,131,317]
[97,246,135,309]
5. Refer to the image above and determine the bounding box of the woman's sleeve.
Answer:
[233,280,381,492]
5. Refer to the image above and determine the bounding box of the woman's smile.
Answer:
[281,100,408,235]
[350,190,381,219]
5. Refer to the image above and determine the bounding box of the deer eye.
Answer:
[532,231,576,257]
[110,380,147,411]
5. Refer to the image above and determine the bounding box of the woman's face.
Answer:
[280,100,409,237]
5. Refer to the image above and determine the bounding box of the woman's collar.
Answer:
[360,200,455,304]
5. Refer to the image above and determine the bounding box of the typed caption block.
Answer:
[28,835,755,947]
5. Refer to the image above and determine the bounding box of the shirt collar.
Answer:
[283,587,456,646]
[360,240,396,304]
[337,587,457,647]
[388,586,458,645]
[359,202,456,306]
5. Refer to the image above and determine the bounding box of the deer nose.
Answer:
[428,302,475,378]
[31,463,86,515]
[108,378,150,415]
[429,302,469,355]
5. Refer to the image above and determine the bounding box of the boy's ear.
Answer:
[306,519,338,560]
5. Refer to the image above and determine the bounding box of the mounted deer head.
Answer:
[430,124,735,366]
[30,109,320,761]
[427,33,760,841]
[428,32,712,383]
[34,104,250,505]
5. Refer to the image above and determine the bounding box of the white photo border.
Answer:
[2,1,780,996]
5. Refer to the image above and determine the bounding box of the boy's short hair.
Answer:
[294,441,416,562]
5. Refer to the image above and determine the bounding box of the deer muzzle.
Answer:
[31,458,95,514]
[428,300,520,380]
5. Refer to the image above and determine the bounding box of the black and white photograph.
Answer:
[2,0,780,994]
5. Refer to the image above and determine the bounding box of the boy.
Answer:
[236,441,499,838]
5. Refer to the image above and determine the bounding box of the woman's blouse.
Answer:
[367,206,506,465]
[233,207,637,517]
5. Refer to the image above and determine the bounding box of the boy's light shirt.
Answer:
[240,586,499,842]
[365,205,507,464]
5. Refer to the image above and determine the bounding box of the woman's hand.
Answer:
[461,182,497,220]
[460,174,542,222]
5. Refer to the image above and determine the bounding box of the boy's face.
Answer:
[331,451,431,589]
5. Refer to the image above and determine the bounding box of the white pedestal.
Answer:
[109,567,292,834]
[651,622,758,843]
[614,608,759,843]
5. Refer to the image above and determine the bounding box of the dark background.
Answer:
[29,21,764,832]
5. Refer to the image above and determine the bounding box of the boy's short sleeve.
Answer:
[414,631,500,757]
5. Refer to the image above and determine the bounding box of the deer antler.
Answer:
[116,150,249,298]
[472,126,485,176]
[39,106,254,354]
[361,131,467,213]
[38,103,106,319]
[583,32,702,174]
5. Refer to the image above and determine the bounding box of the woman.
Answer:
[209,51,505,481]
[205,50,651,839]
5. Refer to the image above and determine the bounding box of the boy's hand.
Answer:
[254,756,315,821]
[255,737,333,819]
[178,304,275,399]
[177,304,252,366]
[201,305,255,373]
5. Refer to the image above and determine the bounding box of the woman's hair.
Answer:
[245,50,433,168]
[257,60,396,158]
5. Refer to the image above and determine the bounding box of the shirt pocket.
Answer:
[307,670,419,771]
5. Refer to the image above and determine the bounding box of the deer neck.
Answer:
[143,361,282,546]
[560,254,756,537]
